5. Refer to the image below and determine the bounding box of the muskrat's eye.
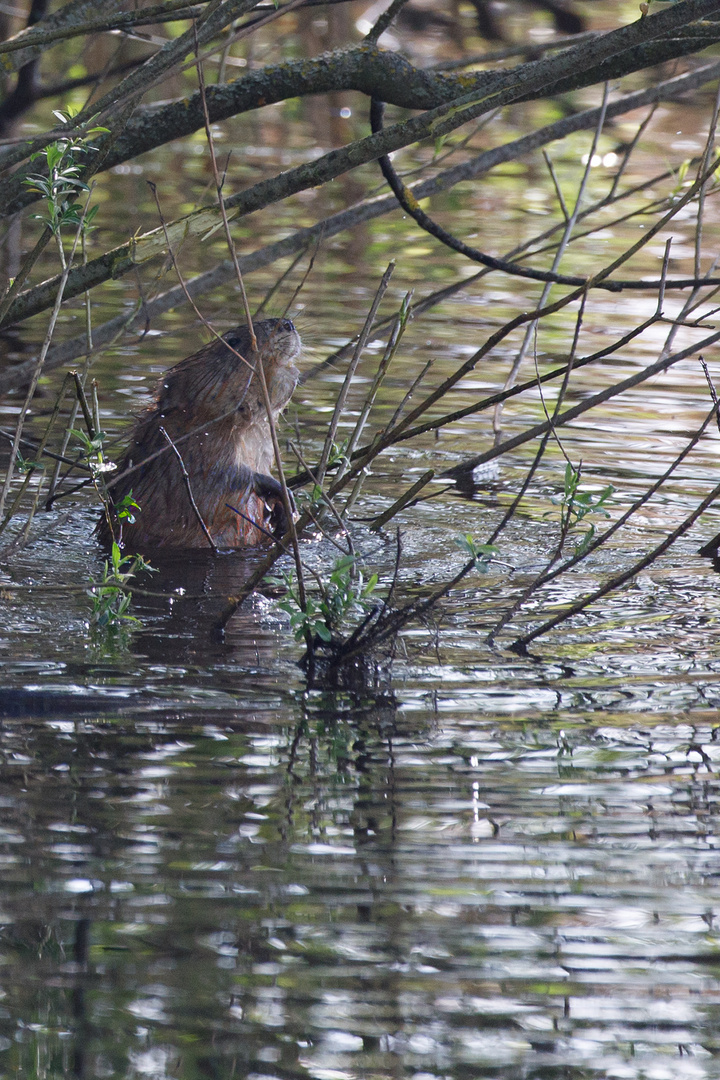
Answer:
[278,319,295,333]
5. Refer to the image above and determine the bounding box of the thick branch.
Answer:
[0,0,109,76]
[3,52,720,336]
[0,0,262,181]
[4,1,720,218]
[0,1,210,74]
[0,0,349,70]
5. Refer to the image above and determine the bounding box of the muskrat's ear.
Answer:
[222,327,252,354]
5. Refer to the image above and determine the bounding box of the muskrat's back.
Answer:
[98,318,301,551]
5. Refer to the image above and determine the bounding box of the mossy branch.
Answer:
[0,0,262,178]
[0,1,209,73]
[3,0,720,215]
[4,54,720,340]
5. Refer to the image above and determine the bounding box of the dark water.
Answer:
[5,1,720,1075]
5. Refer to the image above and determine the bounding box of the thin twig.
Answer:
[316,262,395,485]
[195,38,309,650]
[513,405,718,597]
[700,357,720,432]
[0,373,72,543]
[511,476,720,653]
[369,471,435,532]
[159,425,218,551]
[494,83,610,438]
[0,187,93,524]
[225,503,289,550]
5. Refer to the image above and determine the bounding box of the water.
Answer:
[3,699,720,1078]
[4,1,720,1075]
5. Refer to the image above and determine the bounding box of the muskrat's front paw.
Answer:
[253,472,297,538]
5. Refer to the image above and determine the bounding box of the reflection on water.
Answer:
[2,700,720,1078]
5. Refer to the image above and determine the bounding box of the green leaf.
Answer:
[363,573,378,596]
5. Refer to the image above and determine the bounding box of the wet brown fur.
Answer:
[98,318,301,551]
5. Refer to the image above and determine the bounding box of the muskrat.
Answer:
[98,318,301,551]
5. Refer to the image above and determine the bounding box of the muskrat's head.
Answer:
[224,318,301,367]
[223,317,301,413]
[155,318,301,421]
